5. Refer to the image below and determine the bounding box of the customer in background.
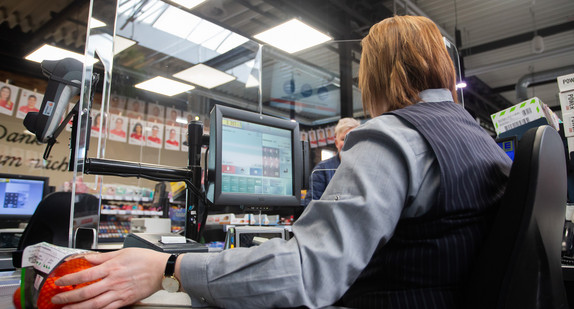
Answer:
[304,117,360,205]
[51,15,512,309]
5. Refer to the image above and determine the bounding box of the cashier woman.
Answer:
[52,15,511,309]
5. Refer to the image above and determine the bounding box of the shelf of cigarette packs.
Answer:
[98,184,160,242]
[100,184,159,215]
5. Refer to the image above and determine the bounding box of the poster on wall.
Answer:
[308,129,317,148]
[146,123,163,149]
[126,98,145,119]
[108,114,128,142]
[300,131,308,142]
[0,82,20,116]
[90,110,106,138]
[109,95,127,115]
[128,118,145,145]
[182,111,193,125]
[326,126,335,144]
[146,102,164,124]
[165,107,181,127]
[16,89,43,119]
[164,125,180,151]
[317,128,327,147]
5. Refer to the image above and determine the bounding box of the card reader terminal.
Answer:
[123,233,208,253]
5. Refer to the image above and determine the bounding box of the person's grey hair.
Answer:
[335,118,360,137]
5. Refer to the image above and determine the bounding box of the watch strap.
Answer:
[164,254,179,277]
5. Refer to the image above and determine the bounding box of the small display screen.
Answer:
[237,233,284,248]
[221,117,293,196]
[0,178,45,216]
[497,138,516,161]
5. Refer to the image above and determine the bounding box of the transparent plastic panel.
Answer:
[79,0,361,243]
[70,0,119,247]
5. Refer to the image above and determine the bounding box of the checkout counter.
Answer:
[0,223,292,308]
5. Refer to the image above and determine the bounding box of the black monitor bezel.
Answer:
[207,105,302,208]
[0,173,50,221]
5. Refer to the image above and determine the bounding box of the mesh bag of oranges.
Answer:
[15,242,99,309]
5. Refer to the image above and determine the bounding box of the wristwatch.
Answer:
[161,254,181,292]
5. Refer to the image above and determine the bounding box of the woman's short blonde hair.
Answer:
[335,117,361,137]
[359,15,458,117]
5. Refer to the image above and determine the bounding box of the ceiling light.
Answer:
[152,6,201,39]
[253,19,332,54]
[171,0,206,10]
[531,35,545,54]
[135,76,195,96]
[216,33,249,54]
[25,44,97,64]
[202,30,231,51]
[114,36,137,55]
[187,20,226,45]
[456,81,467,89]
[173,64,236,89]
[90,18,106,28]
[245,74,259,88]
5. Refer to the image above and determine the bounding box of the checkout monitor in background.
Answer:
[0,174,49,229]
[496,136,517,161]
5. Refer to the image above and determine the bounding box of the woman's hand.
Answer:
[51,248,171,309]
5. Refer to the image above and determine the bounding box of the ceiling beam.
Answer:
[25,0,89,53]
[465,45,574,77]
[460,21,574,57]
[491,79,557,94]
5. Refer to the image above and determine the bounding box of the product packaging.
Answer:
[17,242,97,309]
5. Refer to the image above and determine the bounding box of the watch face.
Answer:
[162,276,180,292]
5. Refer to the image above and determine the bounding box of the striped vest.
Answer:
[338,101,512,308]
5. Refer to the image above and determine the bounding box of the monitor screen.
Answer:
[496,136,517,161]
[207,105,302,208]
[0,174,49,223]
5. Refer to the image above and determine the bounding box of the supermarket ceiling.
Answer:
[0,0,573,126]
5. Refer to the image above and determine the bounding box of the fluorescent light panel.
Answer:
[174,64,236,89]
[201,30,231,51]
[254,19,332,54]
[187,20,225,45]
[25,44,97,64]
[171,0,206,9]
[152,6,201,39]
[135,76,195,96]
[90,18,106,28]
[216,33,249,54]
[114,36,137,55]
[152,5,247,55]
[245,74,259,88]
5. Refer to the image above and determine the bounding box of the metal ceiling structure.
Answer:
[0,0,572,129]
